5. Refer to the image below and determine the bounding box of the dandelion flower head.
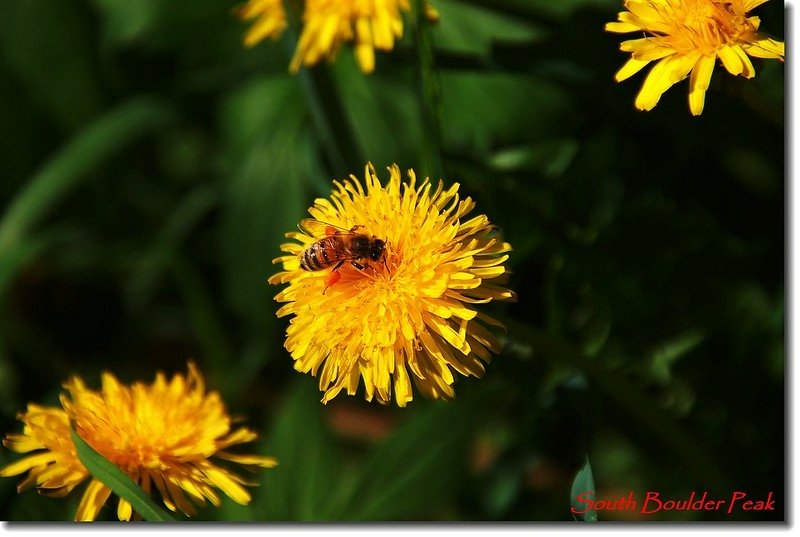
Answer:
[0,363,277,521]
[290,0,436,73]
[605,0,784,115]
[269,164,515,407]
[238,0,438,74]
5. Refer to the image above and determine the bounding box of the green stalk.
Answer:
[297,65,364,172]
[412,0,444,179]
[284,1,363,173]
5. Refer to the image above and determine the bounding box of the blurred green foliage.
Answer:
[0,0,784,522]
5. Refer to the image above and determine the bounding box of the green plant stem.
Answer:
[283,2,363,173]
[504,319,729,491]
[412,0,444,179]
[297,65,364,172]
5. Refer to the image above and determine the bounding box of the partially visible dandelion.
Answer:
[237,0,439,74]
[269,164,515,407]
[606,0,784,115]
[238,0,287,46]
[0,362,277,521]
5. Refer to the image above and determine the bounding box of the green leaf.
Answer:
[337,400,473,520]
[258,379,342,521]
[649,330,705,384]
[218,76,313,340]
[92,0,162,45]
[0,97,173,300]
[126,186,219,311]
[70,428,175,522]
[570,458,597,522]
[435,0,552,54]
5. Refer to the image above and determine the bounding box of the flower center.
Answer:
[661,0,754,54]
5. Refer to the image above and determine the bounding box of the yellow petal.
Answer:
[75,479,112,522]
[216,452,279,468]
[605,21,640,33]
[2,433,45,453]
[203,466,251,505]
[717,45,744,75]
[117,498,133,522]
[423,314,471,355]
[355,42,376,73]
[394,356,413,407]
[165,475,197,517]
[689,55,716,116]
[615,57,652,82]
[743,38,785,59]
[742,0,769,10]
[620,38,673,62]
[635,56,687,111]
[0,452,57,477]
[733,45,755,78]
[625,1,661,22]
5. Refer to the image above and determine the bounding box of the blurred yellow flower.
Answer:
[606,0,784,115]
[238,0,439,73]
[238,0,287,46]
[0,363,277,521]
[269,164,515,407]
[293,0,419,73]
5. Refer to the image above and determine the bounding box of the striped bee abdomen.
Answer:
[300,236,342,271]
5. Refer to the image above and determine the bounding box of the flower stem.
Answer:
[411,0,444,179]
[284,1,363,173]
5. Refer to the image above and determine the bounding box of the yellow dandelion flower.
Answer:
[290,0,439,74]
[238,0,288,46]
[0,363,277,521]
[269,164,515,407]
[606,0,785,115]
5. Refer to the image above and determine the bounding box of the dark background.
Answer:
[0,0,785,521]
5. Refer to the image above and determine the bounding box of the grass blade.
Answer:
[0,97,173,255]
[70,428,176,522]
[570,458,597,522]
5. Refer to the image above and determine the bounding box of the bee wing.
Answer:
[298,218,353,238]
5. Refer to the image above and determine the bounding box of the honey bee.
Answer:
[298,219,387,290]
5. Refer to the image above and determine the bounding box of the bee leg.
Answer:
[350,260,366,271]
[323,271,342,293]
[323,261,345,294]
